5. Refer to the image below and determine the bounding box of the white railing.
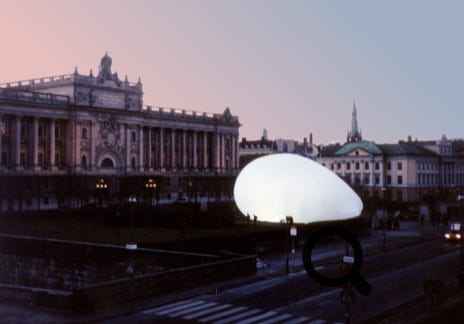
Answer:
[142,105,238,122]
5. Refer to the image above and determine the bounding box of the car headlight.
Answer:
[457,234,462,239]
[445,233,451,239]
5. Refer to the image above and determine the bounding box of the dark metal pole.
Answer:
[130,204,134,243]
[285,226,290,276]
[382,187,386,249]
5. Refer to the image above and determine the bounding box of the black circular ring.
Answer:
[302,226,363,287]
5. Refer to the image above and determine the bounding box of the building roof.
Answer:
[321,140,437,157]
[335,141,382,156]
[377,143,436,156]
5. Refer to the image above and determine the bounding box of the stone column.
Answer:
[49,119,56,170]
[171,129,176,170]
[214,132,220,170]
[220,133,225,171]
[125,125,131,171]
[32,118,39,170]
[182,130,187,170]
[138,127,144,172]
[231,134,236,170]
[14,116,21,168]
[193,131,198,170]
[90,121,97,170]
[147,127,153,171]
[203,132,208,170]
[159,127,164,170]
[0,114,2,167]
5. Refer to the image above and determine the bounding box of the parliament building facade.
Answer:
[0,54,240,212]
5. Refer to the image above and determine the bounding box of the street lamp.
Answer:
[145,178,156,206]
[381,187,386,249]
[285,216,294,276]
[95,178,108,207]
[127,195,137,250]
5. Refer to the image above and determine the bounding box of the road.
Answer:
[106,231,461,323]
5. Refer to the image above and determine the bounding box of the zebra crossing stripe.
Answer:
[142,300,190,314]
[156,300,205,316]
[183,304,232,320]
[213,309,262,324]
[198,306,248,322]
[259,313,294,324]
[309,319,326,324]
[285,316,312,324]
[168,302,218,317]
[235,311,277,324]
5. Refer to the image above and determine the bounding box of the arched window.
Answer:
[82,127,87,139]
[132,131,137,142]
[81,155,87,169]
[101,158,114,168]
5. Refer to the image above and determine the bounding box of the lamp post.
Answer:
[127,195,137,250]
[381,187,386,249]
[285,216,294,276]
[456,196,464,289]
[145,178,156,206]
[95,178,108,207]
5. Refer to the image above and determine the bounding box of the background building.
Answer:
[0,54,240,212]
[320,105,464,206]
[239,129,316,168]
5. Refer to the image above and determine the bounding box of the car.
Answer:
[445,222,462,240]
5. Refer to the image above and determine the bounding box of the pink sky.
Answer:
[1,0,463,145]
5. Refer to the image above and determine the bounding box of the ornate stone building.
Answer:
[0,54,240,212]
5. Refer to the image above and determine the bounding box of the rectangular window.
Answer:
[398,175,403,185]
[1,152,7,167]
[331,163,334,170]
[20,153,26,166]
[387,175,392,185]
[346,162,351,170]
[365,162,369,170]
[375,175,380,185]
[337,163,341,170]
[375,162,380,170]
[355,162,360,170]
[1,122,6,135]
[398,162,402,170]
[387,162,391,170]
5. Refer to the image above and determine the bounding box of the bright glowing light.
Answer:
[234,153,363,223]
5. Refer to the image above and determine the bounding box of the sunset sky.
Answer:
[1,0,463,145]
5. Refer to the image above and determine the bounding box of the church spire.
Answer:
[347,100,362,143]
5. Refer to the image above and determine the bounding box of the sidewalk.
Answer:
[0,221,452,323]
